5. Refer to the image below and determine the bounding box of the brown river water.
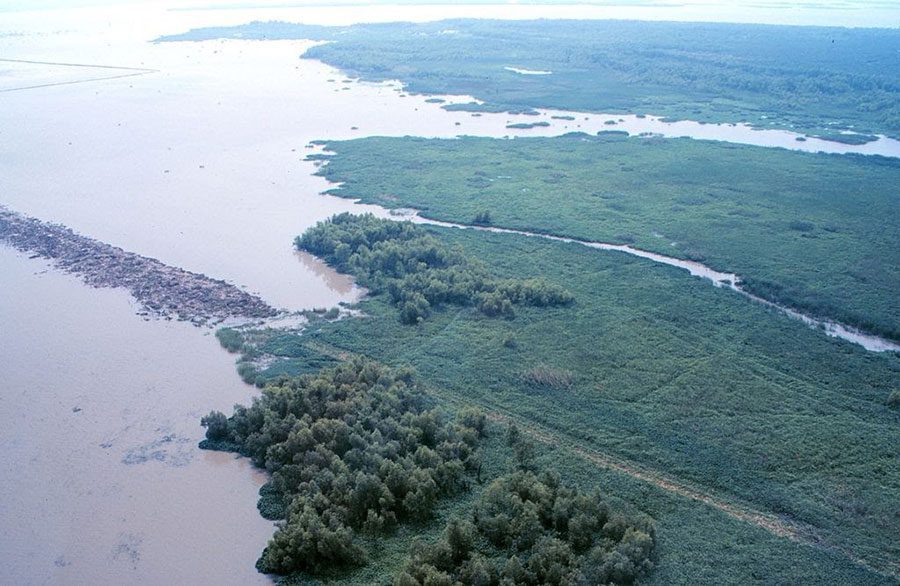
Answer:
[2,2,899,584]
[0,245,273,584]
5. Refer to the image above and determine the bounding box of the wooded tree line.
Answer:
[201,359,487,575]
[296,213,573,323]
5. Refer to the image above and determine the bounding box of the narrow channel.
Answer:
[402,214,900,353]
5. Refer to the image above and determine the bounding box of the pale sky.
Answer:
[1,0,898,29]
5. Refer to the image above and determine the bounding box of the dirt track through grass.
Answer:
[473,406,899,579]
[308,318,900,578]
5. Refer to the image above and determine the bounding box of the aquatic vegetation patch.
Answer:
[506,121,551,129]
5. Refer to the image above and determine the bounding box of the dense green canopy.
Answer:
[202,359,487,575]
[297,213,573,323]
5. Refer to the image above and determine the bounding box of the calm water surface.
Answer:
[0,245,273,584]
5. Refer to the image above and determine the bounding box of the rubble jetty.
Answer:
[0,206,278,324]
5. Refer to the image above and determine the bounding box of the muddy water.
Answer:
[0,38,379,311]
[0,245,273,584]
[295,250,357,298]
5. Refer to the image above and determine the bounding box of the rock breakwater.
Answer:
[0,206,278,324]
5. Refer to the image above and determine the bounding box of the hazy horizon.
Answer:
[2,0,899,29]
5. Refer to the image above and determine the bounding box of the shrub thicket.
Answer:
[473,210,493,225]
[296,213,573,323]
[215,327,245,353]
[396,469,655,585]
[201,359,487,576]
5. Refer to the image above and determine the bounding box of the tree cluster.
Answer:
[472,210,493,225]
[396,470,655,586]
[201,359,487,576]
[296,213,573,323]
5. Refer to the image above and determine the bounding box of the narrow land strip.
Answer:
[0,206,277,323]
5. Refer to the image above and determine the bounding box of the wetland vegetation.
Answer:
[216,219,898,584]
[203,358,657,584]
[309,133,900,340]
[160,19,900,138]
[398,466,656,585]
[202,359,487,577]
[296,213,573,323]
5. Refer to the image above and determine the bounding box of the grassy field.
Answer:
[310,133,900,340]
[236,224,898,583]
[159,19,900,138]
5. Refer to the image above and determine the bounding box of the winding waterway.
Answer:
[2,1,899,583]
[405,215,900,353]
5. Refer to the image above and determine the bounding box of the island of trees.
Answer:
[398,427,655,586]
